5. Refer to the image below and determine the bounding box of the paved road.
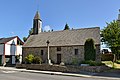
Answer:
[0,70,116,80]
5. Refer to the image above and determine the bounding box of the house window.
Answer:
[57,47,61,51]
[41,50,44,55]
[74,49,78,55]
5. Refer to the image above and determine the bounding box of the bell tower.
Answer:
[33,11,42,34]
[117,9,120,21]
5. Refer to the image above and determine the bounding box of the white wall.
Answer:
[0,44,4,55]
[5,44,17,55]
[5,44,10,55]
[5,38,17,55]
[16,45,22,55]
[16,45,22,63]
[5,45,22,56]
[7,37,17,45]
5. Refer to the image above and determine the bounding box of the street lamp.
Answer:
[46,40,51,64]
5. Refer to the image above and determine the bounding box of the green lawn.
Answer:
[102,61,120,69]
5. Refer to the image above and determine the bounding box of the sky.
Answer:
[0,0,120,42]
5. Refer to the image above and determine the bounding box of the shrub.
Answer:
[33,56,42,64]
[84,38,96,61]
[101,54,114,61]
[15,55,20,63]
[81,60,105,66]
[25,54,43,64]
[25,54,34,64]
[71,57,79,65]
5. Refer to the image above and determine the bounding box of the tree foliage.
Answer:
[25,54,42,64]
[84,38,96,61]
[29,28,33,35]
[64,23,70,30]
[23,37,27,42]
[25,54,34,64]
[33,56,42,64]
[101,20,120,60]
[23,28,33,42]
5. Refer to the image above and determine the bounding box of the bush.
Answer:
[33,56,42,64]
[81,60,105,66]
[25,54,42,64]
[84,38,96,61]
[25,54,34,64]
[71,57,79,66]
[101,54,114,61]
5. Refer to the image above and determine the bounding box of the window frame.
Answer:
[74,49,78,55]
[57,47,61,51]
[41,50,44,55]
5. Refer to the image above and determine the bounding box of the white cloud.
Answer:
[10,32,15,36]
[44,25,51,31]
[11,32,14,34]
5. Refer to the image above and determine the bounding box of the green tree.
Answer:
[29,28,33,35]
[23,37,27,42]
[84,38,96,61]
[101,20,120,60]
[64,23,70,30]
[23,28,33,42]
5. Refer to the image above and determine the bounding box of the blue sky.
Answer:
[0,0,120,41]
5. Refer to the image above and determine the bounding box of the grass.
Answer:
[116,60,120,64]
[102,61,120,69]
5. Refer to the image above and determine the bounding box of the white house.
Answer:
[0,36,23,65]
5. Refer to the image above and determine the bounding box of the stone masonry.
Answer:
[22,45,100,64]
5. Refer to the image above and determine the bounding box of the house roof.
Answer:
[23,27,100,47]
[0,36,24,44]
[0,36,16,44]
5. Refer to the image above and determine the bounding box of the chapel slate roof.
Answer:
[23,27,100,47]
[0,36,16,44]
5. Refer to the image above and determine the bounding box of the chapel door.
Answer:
[57,54,61,64]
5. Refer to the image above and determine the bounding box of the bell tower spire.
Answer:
[33,11,42,35]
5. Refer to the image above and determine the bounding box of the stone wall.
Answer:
[22,47,48,63]
[50,46,84,64]
[16,64,110,73]
[22,45,100,64]
[96,45,101,62]
[23,46,84,64]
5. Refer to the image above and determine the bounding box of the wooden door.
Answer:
[57,54,61,64]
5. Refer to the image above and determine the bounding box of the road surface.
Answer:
[0,70,116,80]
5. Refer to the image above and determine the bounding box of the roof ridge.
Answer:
[0,36,17,39]
[37,27,99,34]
